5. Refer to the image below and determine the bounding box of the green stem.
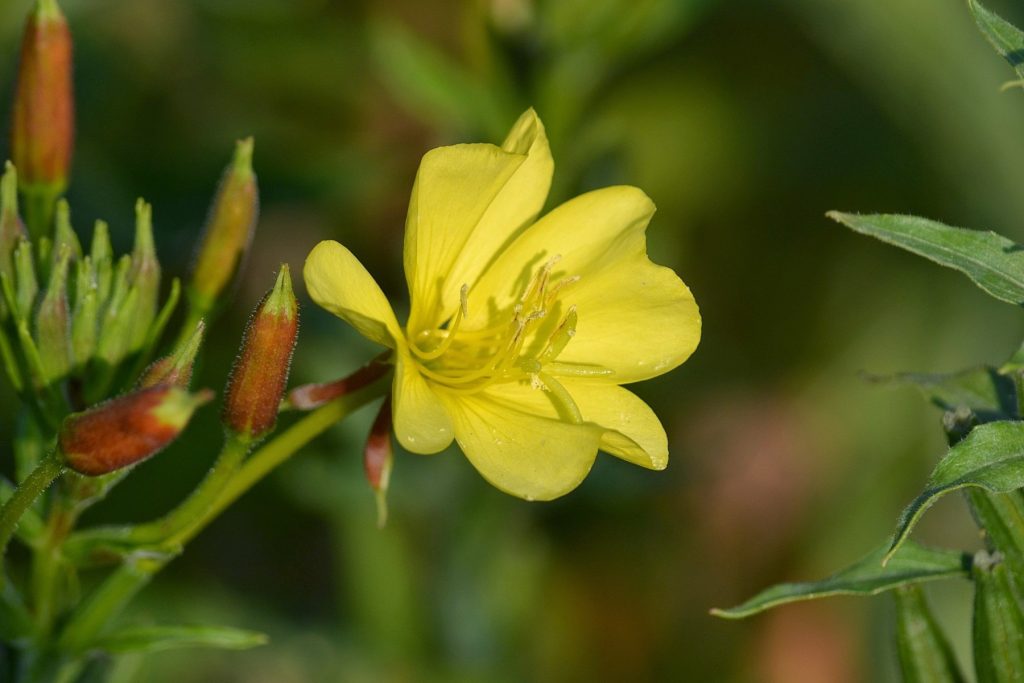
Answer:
[0,451,64,566]
[31,496,76,637]
[57,552,170,654]
[63,436,249,559]
[127,435,249,545]
[178,379,388,546]
[55,378,388,653]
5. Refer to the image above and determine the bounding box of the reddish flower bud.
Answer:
[138,320,205,389]
[286,358,390,410]
[223,265,298,440]
[364,396,393,528]
[12,0,73,191]
[59,385,213,476]
[189,138,258,316]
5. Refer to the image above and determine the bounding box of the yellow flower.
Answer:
[304,109,700,500]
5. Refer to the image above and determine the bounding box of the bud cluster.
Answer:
[0,174,171,409]
[0,0,269,478]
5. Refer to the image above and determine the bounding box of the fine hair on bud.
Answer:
[222,264,298,440]
[60,385,213,476]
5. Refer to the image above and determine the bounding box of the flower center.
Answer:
[407,255,611,422]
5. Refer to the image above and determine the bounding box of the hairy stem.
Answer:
[0,451,64,568]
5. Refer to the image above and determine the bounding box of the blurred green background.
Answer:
[4,0,1024,680]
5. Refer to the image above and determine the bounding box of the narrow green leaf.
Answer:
[972,553,1024,683]
[93,624,267,655]
[829,212,1024,306]
[895,585,966,683]
[968,0,1024,81]
[886,421,1024,564]
[865,367,1017,423]
[710,541,969,619]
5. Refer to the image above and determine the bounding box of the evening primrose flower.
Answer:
[304,109,700,500]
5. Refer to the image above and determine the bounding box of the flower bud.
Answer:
[70,254,98,371]
[364,396,393,528]
[35,245,70,383]
[95,254,136,369]
[0,163,26,321]
[188,138,258,316]
[138,320,204,389]
[90,220,112,303]
[222,265,298,440]
[128,199,160,351]
[59,385,213,476]
[52,198,81,263]
[286,358,390,410]
[13,238,38,322]
[12,0,73,192]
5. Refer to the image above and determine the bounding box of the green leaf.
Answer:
[968,0,1024,81]
[865,367,1017,423]
[895,586,966,683]
[886,421,1024,564]
[93,625,268,655]
[965,490,1024,594]
[710,541,969,619]
[972,553,1024,683]
[829,212,1024,306]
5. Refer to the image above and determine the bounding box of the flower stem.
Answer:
[54,377,389,654]
[124,435,250,545]
[169,378,389,547]
[0,451,64,568]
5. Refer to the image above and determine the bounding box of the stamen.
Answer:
[406,257,604,398]
[539,306,577,363]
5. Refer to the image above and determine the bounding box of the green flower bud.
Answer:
[13,238,38,322]
[70,254,98,371]
[128,199,160,352]
[90,220,112,303]
[188,138,258,317]
[138,320,204,389]
[0,163,26,322]
[35,245,70,383]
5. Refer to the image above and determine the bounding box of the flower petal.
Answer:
[404,110,552,333]
[392,352,454,454]
[440,383,603,501]
[471,186,700,382]
[446,110,553,310]
[567,382,669,470]
[304,240,403,349]
[556,253,700,383]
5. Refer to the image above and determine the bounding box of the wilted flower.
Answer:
[304,109,700,500]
